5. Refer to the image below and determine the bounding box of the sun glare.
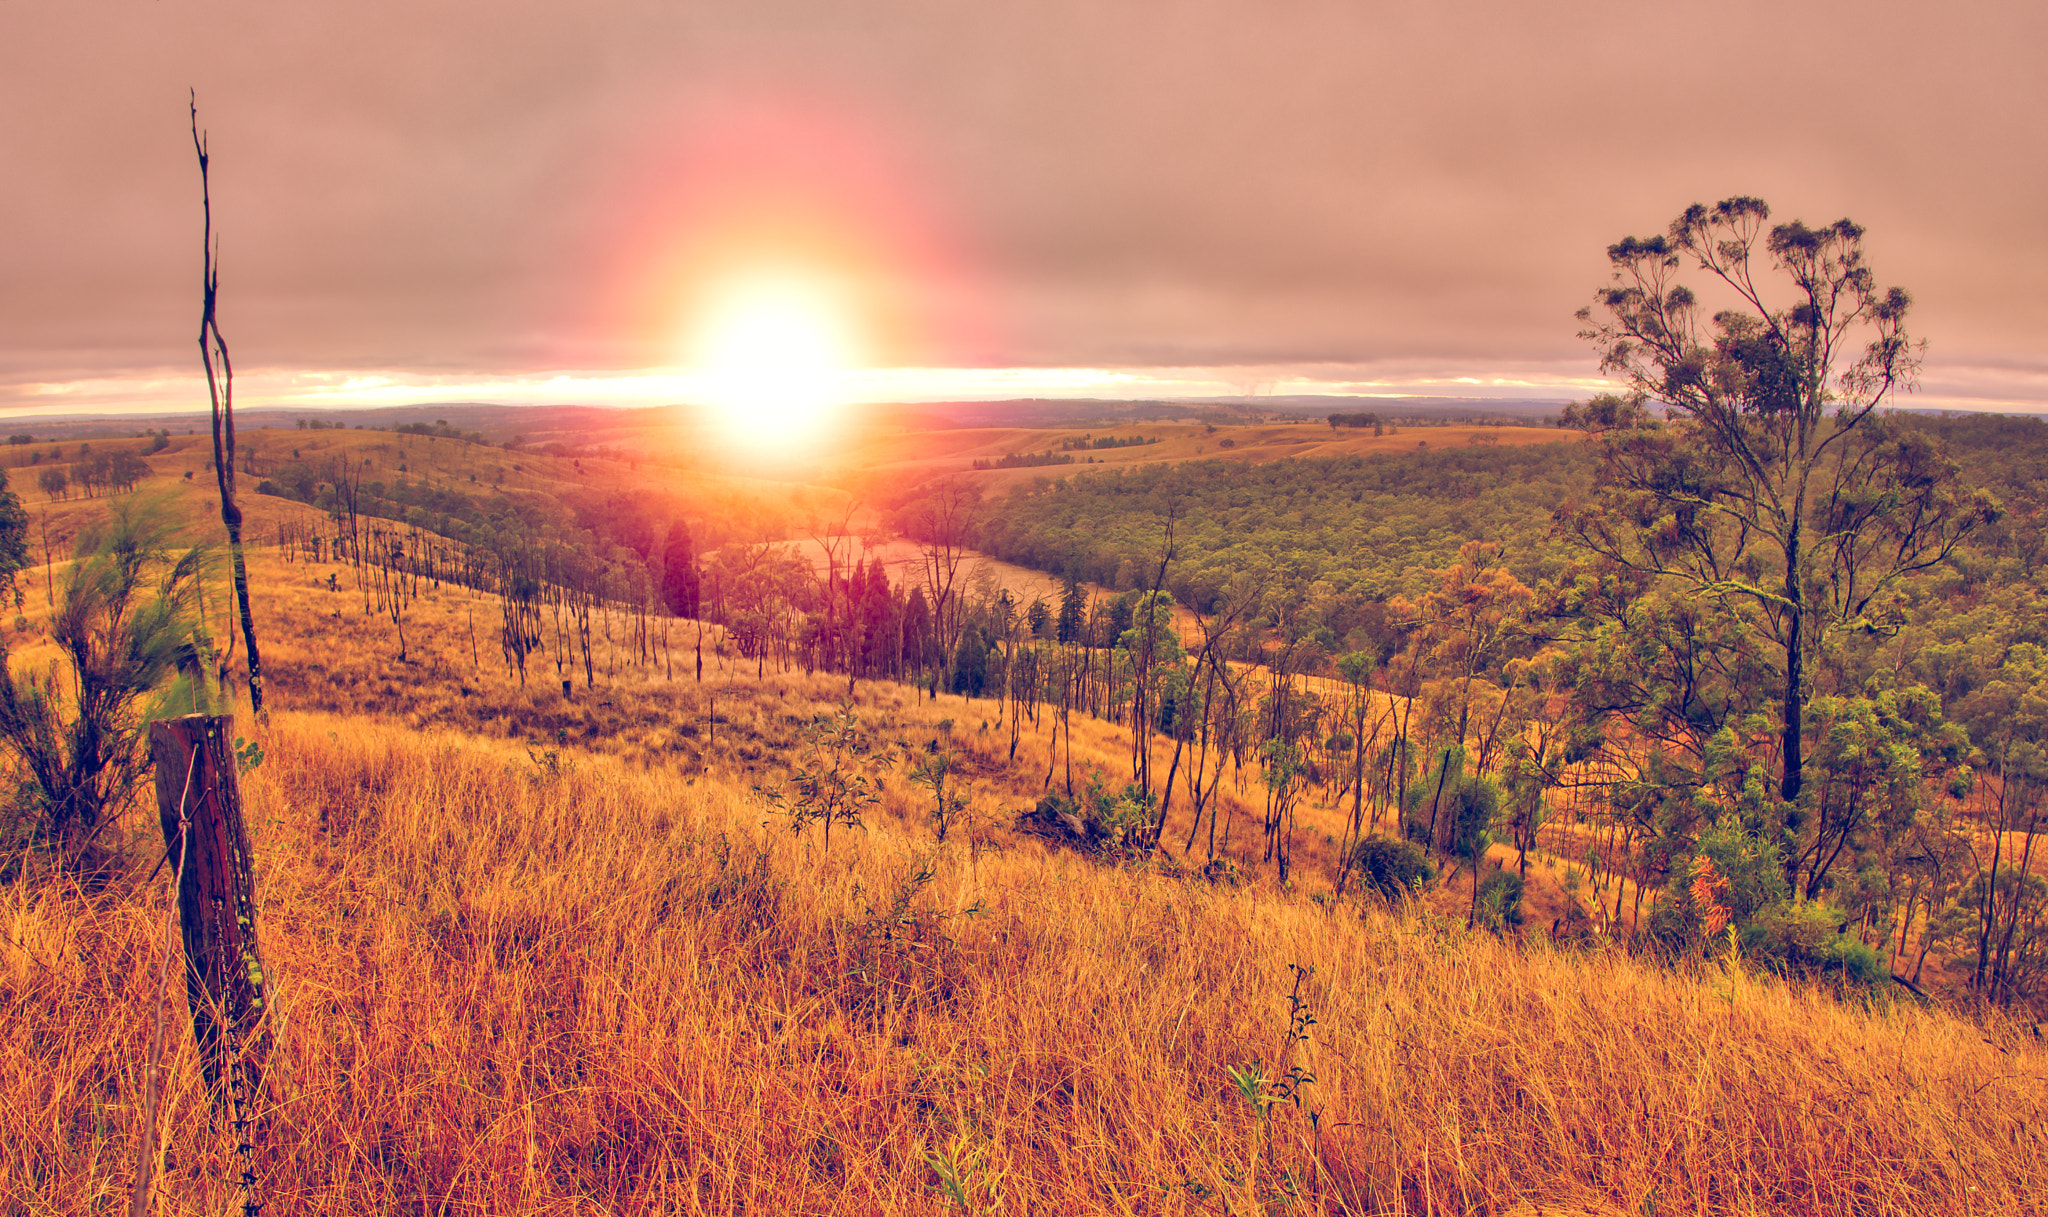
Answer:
[690,274,857,450]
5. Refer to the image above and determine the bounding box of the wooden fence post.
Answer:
[149,714,270,1211]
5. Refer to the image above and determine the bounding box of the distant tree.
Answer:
[1056,574,1086,644]
[37,467,68,502]
[371,529,416,661]
[899,481,978,662]
[1026,597,1052,639]
[108,449,149,494]
[72,450,112,497]
[1389,540,1532,772]
[903,585,934,685]
[1949,646,2048,1005]
[1568,196,1996,814]
[950,625,989,698]
[1115,589,1184,666]
[659,520,700,618]
[497,562,545,686]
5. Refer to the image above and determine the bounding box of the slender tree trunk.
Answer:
[1992,785,2039,1004]
[1468,848,1484,931]
[1613,832,1630,928]
[1335,693,1371,899]
[39,512,52,608]
[1184,661,1217,854]
[1977,756,2010,995]
[1781,508,1804,805]
[1893,871,1922,972]
[192,99,266,723]
[1063,651,1076,798]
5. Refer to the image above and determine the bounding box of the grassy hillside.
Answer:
[216,544,1611,925]
[12,420,850,564]
[13,711,2047,1215]
[6,417,2048,1213]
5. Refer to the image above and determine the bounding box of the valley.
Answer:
[4,402,2047,1214]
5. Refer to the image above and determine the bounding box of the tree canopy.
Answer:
[1566,197,1995,813]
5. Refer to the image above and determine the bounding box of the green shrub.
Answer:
[1015,780,1155,862]
[1350,836,1436,903]
[1743,899,1888,987]
[0,506,207,868]
[1476,869,1525,931]
[1818,935,1888,986]
[1085,780,1154,860]
[1648,822,1792,952]
[1401,745,1498,860]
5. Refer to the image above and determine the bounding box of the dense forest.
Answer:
[967,412,2047,629]
[969,440,1591,641]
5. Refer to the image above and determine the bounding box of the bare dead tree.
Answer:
[191,93,266,722]
[911,482,976,674]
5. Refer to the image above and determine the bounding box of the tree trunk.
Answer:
[148,713,270,1209]
[1780,510,1804,805]
[192,103,265,723]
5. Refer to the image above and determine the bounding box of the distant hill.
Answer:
[865,395,1573,430]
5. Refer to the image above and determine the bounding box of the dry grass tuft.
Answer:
[8,713,2047,1214]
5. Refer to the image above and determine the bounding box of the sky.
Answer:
[3,0,2045,419]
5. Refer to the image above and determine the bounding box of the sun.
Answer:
[690,273,857,450]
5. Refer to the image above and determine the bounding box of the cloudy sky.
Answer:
[3,0,2044,417]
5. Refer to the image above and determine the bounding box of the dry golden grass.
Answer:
[218,540,1716,945]
[241,544,1287,850]
[7,495,2047,1214]
[8,709,2048,1215]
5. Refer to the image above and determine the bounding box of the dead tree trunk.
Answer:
[148,713,270,1212]
[192,96,266,723]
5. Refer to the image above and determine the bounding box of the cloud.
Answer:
[0,0,2043,406]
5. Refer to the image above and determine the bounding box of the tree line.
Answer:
[33,443,155,500]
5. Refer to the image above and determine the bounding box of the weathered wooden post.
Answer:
[148,713,271,1212]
